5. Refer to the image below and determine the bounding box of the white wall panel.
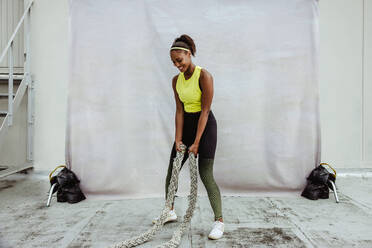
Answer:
[0,0,24,74]
[319,0,369,167]
[365,0,372,163]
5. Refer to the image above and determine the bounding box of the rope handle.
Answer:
[320,162,336,177]
[49,165,66,181]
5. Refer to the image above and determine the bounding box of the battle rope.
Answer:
[108,144,198,248]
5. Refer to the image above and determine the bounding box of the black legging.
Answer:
[165,110,223,221]
[171,110,217,158]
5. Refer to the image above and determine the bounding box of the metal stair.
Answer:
[0,75,21,128]
[0,73,33,177]
[0,111,7,125]
[0,1,34,178]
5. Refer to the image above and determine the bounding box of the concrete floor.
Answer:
[1,170,372,248]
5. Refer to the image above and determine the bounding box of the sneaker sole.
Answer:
[208,235,223,240]
[152,218,178,225]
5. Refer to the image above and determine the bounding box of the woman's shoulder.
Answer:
[200,67,213,81]
[172,74,180,89]
[172,74,180,83]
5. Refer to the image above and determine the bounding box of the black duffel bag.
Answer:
[301,163,336,200]
[49,165,86,204]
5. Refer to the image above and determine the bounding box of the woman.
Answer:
[153,34,224,240]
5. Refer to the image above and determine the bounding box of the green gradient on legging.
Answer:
[165,156,223,221]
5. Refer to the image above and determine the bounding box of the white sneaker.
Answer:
[152,209,177,224]
[208,221,224,240]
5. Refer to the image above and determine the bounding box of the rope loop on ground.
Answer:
[108,144,198,248]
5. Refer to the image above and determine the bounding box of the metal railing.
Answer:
[0,0,34,177]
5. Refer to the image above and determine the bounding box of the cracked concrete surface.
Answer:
[0,170,372,248]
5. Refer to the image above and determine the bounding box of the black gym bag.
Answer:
[49,165,86,204]
[301,163,336,200]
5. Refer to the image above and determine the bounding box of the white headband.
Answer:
[170,46,190,52]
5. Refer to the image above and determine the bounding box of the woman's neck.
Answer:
[184,64,196,79]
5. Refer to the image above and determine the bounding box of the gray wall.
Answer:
[1,0,371,171]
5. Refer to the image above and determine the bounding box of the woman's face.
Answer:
[170,50,191,73]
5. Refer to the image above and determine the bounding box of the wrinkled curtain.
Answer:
[66,0,320,199]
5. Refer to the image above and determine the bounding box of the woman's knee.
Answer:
[198,158,216,183]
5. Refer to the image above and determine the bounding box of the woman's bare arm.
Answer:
[172,75,184,151]
[190,69,213,153]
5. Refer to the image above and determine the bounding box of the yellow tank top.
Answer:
[176,65,202,113]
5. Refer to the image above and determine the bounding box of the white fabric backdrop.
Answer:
[66,0,321,200]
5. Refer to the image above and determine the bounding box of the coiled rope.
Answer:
[108,144,198,248]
